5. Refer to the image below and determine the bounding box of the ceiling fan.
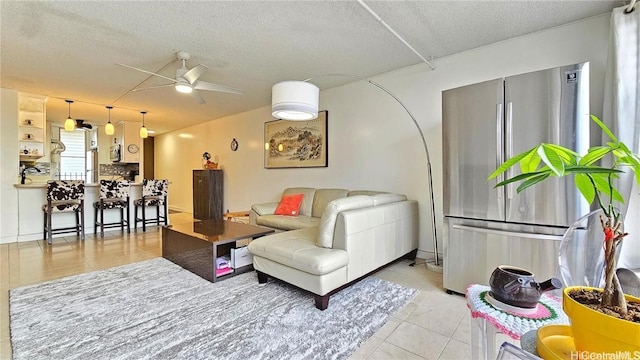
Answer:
[75,119,92,130]
[118,51,243,104]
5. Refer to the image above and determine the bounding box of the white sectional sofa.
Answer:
[248,187,419,310]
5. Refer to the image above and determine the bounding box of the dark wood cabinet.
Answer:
[193,170,223,220]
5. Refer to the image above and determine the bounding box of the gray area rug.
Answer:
[10,258,418,360]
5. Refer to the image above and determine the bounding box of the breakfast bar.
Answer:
[12,182,164,242]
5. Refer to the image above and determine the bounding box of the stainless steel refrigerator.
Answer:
[442,62,590,294]
[86,149,98,184]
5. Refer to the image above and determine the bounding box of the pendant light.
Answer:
[271,81,319,120]
[64,100,75,131]
[105,105,115,135]
[139,111,148,139]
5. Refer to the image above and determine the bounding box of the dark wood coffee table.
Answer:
[162,219,274,282]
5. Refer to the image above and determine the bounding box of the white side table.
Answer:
[466,284,569,360]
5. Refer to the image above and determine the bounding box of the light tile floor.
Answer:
[0,212,516,360]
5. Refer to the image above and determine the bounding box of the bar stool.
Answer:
[42,180,85,245]
[134,179,168,232]
[93,180,131,237]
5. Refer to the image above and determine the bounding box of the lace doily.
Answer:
[466,284,569,339]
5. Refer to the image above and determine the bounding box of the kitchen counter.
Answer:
[14,182,143,188]
[12,182,158,242]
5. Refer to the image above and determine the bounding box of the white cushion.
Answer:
[248,227,348,275]
[311,188,349,217]
[316,195,374,248]
[256,215,320,230]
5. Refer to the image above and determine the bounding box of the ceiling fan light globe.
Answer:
[105,122,115,135]
[64,117,75,131]
[175,83,193,94]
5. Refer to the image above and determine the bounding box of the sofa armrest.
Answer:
[251,202,279,216]
[333,200,419,281]
[249,202,279,226]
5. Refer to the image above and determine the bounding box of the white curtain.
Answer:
[602,5,640,270]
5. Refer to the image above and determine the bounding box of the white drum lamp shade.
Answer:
[271,81,319,120]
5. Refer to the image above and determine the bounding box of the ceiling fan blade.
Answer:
[75,120,92,129]
[182,64,208,84]
[131,84,174,92]
[190,90,206,104]
[193,81,243,95]
[117,63,177,83]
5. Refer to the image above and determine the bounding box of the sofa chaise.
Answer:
[248,187,419,310]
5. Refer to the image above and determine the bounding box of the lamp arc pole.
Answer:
[294,74,441,268]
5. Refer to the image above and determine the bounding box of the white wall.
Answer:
[155,14,611,260]
[1,88,20,242]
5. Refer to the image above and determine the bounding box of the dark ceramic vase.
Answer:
[489,265,562,309]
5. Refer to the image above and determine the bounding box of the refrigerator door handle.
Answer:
[452,224,564,241]
[496,103,504,200]
[506,101,514,199]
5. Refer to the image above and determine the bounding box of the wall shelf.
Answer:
[20,154,45,161]
[17,93,47,162]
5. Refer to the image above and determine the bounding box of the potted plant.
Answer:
[488,115,640,352]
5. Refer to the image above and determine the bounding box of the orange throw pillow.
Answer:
[274,194,304,216]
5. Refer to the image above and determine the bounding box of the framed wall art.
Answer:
[264,110,328,169]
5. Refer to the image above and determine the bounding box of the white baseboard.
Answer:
[0,235,18,244]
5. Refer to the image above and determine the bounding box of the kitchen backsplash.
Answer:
[17,163,140,182]
[19,162,50,175]
[100,163,139,177]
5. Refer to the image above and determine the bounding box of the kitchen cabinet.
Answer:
[114,121,141,163]
[17,93,47,162]
[193,170,223,220]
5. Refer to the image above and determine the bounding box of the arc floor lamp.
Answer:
[271,75,441,269]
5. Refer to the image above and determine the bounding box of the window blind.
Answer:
[59,129,86,180]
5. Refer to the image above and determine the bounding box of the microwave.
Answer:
[110,144,121,162]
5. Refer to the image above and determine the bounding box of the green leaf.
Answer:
[520,148,541,173]
[591,115,618,142]
[543,144,579,164]
[488,146,537,180]
[537,144,565,176]
[545,143,579,156]
[564,165,623,174]
[494,170,550,188]
[613,149,627,158]
[619,155,640,168]
[516,173,551,193]
[610,187,624,203]
[618,142,632,154]
[579,146,612,166]
[591,174,624,203]
[634,166,640,187]
[575,173,596,204]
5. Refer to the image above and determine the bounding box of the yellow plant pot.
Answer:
[563,286,640,353]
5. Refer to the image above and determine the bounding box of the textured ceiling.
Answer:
[0,1,623,135]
